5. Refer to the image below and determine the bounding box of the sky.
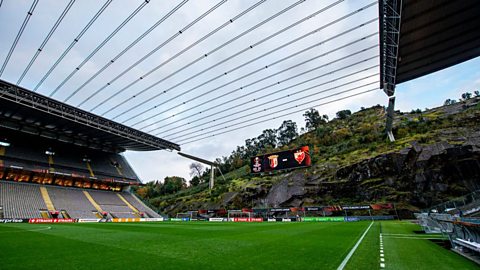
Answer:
[0,0,479,183]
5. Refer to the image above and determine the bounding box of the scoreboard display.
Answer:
[250,146,311,173]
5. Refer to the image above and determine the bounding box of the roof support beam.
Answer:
[0,79,180,151]
[379,0,403,96]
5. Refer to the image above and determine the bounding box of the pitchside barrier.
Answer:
[169,218,190,222]
[0,218,165,223]
[0,218,28,223]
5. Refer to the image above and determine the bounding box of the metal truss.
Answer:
[379,0,402,96]
[0,80,180,151]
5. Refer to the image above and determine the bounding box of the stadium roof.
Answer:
[0,79,180,152]
[380,0,480,96]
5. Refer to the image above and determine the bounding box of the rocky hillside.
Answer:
[136,97,480,216]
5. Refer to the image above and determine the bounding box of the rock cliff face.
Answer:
[319,139,478,207]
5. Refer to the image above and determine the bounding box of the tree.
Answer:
[277,120,298,146]
[189,162,204,178]
[303,108,327,131]
[474,90,479,97]
[190,176,200,186]
[444,99,457,106]
[336,109,351,120]
[257,129,277,149]
[461,92,472,100]
[244,138,259,157]
[162,176,187,194]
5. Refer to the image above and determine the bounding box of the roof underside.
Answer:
[380,0,480,91]
[0,79,180,152]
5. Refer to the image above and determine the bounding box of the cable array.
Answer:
[179,88,379,145]
[110,0,363,122]
[146,42,377,134]
[159,59,378,138]
[0,0,39,76]
[100,0,307,117]
[71,0,190,105]
[97,0,323,116]
[34,0,113,91]
[170,73,378,141]
[117,5,377,126]
[51,0,150,98]
[17,0,76,85]
[106,1,376,120]
[86,0,269,112]
[129,22,375,129]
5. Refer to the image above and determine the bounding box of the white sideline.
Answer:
[0,226,52,234]
[337,221,374,270]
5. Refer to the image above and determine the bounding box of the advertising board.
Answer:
[251,146,311,173]
[28,218,76,223]
[303,217,345,222]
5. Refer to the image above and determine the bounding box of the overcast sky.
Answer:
[1,0,479,183]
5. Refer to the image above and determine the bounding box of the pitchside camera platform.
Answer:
[250,146,311,174]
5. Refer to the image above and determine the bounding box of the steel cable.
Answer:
[53,0,150,99]
[34,0,113,91]
[0,0,39,77]
[100,0,347,117]
[179,88,379,145]
[169,73,378,141]
[72,0,190,107]
[88,0,268,112]
[17,0,76,85]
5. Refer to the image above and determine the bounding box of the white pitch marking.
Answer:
[380,263,385,268]
[380,254,384,257]
[381,258,385,262]
[0,226,52,233]
[337,222,374,270]
[383,236,446,240]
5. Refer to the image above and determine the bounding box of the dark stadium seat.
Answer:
[0,181,45,218]
[47,185,98,219]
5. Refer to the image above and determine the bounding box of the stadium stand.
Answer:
[0,180,161,219]
[88,189,139,218]
[0,80,178,220]
[47,185,99,219]
[121,193,161,218]
[0,181,46,218]
[417,190,480,264]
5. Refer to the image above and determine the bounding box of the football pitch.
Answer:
[0,221,477,269]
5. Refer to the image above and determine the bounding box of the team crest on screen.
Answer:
[252,157,262,173]
[268,155,279,168]
[294,150,305,164]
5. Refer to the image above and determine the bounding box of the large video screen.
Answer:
[250,146,311,173]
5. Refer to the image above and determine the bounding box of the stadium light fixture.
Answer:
[45,150,55,156]
[0,141,10,147]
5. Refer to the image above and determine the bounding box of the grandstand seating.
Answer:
[122,193,161,218]
[1,128,138,181]
[418,191,480,264]
[88,189,137,218]
[0,181,45,218]
[47,185,98,219]
[0,181,159,219]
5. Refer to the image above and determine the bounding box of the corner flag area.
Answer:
[0,221,477,269]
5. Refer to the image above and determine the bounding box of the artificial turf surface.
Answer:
[0,221,477,269]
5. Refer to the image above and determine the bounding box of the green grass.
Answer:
[379,221,478,270]
[0,221,477,269]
